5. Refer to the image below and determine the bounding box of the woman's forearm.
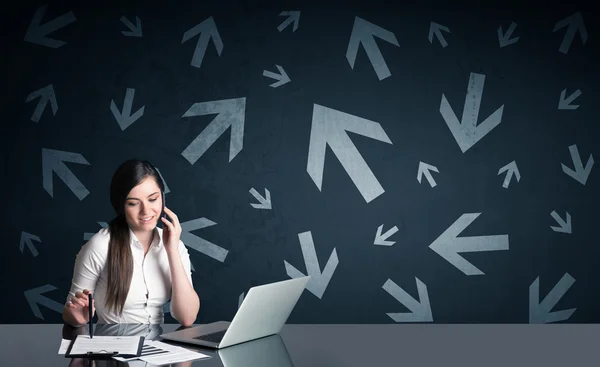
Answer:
[167,249,200,326]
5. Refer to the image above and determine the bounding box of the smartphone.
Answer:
[158,191,166,228]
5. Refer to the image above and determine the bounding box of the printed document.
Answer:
[68,335,142,355]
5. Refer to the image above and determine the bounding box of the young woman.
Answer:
[63,159,199,327]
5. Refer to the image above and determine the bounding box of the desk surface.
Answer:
[0,323,597,366]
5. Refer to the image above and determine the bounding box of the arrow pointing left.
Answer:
[180,217,228,262]
[24,284,64,320]
[20,232,41,257]
[26,84,58,123]
[24,5,76,48]
[428,22,450,47]
[42,148,90,200]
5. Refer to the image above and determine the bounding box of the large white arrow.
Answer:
[429,213,509,275]
[383,278,433,322]
[440,72,504,153]
[346,16,399,80]
[182,16,223,68]
[26,84,57,123]
[24,284,64,320]
[561,144,594,185]
[42,148,90,200]
[284,231,338,299]
[181,97,246,164]
[110,88,145,130]
[529,273,576,323]
[24,5,76,48]
[307,104,392,203]
[180,218,228,262]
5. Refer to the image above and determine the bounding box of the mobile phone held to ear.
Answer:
[159,191,166,228]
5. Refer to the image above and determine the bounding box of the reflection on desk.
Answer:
[217,334,294,367]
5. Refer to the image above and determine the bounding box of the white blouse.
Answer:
[65,226,193,324]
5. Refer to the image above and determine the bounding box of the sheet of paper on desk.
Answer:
[69,335,142,355]
[113,340,210,364]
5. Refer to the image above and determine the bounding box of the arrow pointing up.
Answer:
[182,16,223,68]
[529,273,576,323]
[440,72,504,153]
[24,284,64,320]
[553,12,587,54]
[307,104,393,203]
[20,232,41,257]
[561,144,594,185]
[428,22,450,47]
[277,11,300,32]
[26,84,58,123]
[417,161,439,187]
[498,161,520,188]
[284,231,338,299]
[110,88,145,130]
[346,16,399,80]
[42,148,90,200]
[181,97,246,164]
[24,5,76,48]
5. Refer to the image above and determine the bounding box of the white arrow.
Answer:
[24,5,76,48]
[24,285,64,320]
[374,225,398,246]
[26,84,58,123]
[277,11,300,32]
[561,144,594,185]
[417,161,439,187]
[550,210,571,233]
[553,12,587,54]
[498,161,520,188]
[284,231,338,299]
[249,188,271,209]
[42,148,90,200]
[307,104,393,203]
[383,278,433,322]
[429,213,509,276]
[529,273,576,323]
[110,88,145,130]
[440,72,504,153]
[180,218,228,262]
[346,16,399,80]
[263,65,291,88]
[428,22,450,47]
[120,16,142,37]
[497,22,519,47]
[83,222,109,241]
[558,88,582,110]
[181,97,246,164]
[182,16,223,68]
[20,232,41,257]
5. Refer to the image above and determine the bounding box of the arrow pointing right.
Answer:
[180,217,228,262]
[26,84,58,123]
[20,232,41,257]
[24,284,64,320]
[24,5,76,48]
[561,144,594,185]
[262,65,291,88]
[529,273,576,323]
[42,148,90,200]
[383,278,433,322]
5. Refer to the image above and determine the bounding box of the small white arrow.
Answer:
[110,88,145,130]
[428,22,450,47]
[284,231,338,299]
[374,225,398,246]
[558,88,582,110]
[42,148,90,200]
[24,284,64,320]
[249,188,271,209]
[497,22,519,47]
[180,217,228,262]
[429,213,509,276]
[529,273,576,323]
[263,65,291,88]
[20,232,41,257]
[182,16,223,68]
[498,161,520,188]
[26,84,58,123]
[83,222,109,241]
[553,12,587,54]
[417,161,439,187]
[120,16,142,37]
[277,11,300,32]
[383,278,433,322]
[346,16,399,80]
[561,144,594,185]
[440,72,504,153]
[24,5,76,48]
[550,211,571,233]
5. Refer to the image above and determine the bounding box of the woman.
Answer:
[63,159,200,327]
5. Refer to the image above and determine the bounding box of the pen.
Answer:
[88,293,93,339]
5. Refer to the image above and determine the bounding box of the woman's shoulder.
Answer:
[80,227,111,255]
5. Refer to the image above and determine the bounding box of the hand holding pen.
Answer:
[66,289,95,328]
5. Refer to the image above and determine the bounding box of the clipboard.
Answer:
[65,335,145,359]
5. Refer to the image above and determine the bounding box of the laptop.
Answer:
[159,276,310,349]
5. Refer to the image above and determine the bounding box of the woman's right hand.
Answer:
[66,289,95,326]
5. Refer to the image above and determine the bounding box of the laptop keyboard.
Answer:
[193,330,226,343]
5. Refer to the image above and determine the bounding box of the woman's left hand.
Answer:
[161,207,182,253]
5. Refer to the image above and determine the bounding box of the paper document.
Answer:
[68,335,142,355]
[114,340,210,364]
[58,339,71,354]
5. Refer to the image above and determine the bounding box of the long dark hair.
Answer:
[106,159,165,315]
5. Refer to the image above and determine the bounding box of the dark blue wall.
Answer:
[5,0,599,324]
